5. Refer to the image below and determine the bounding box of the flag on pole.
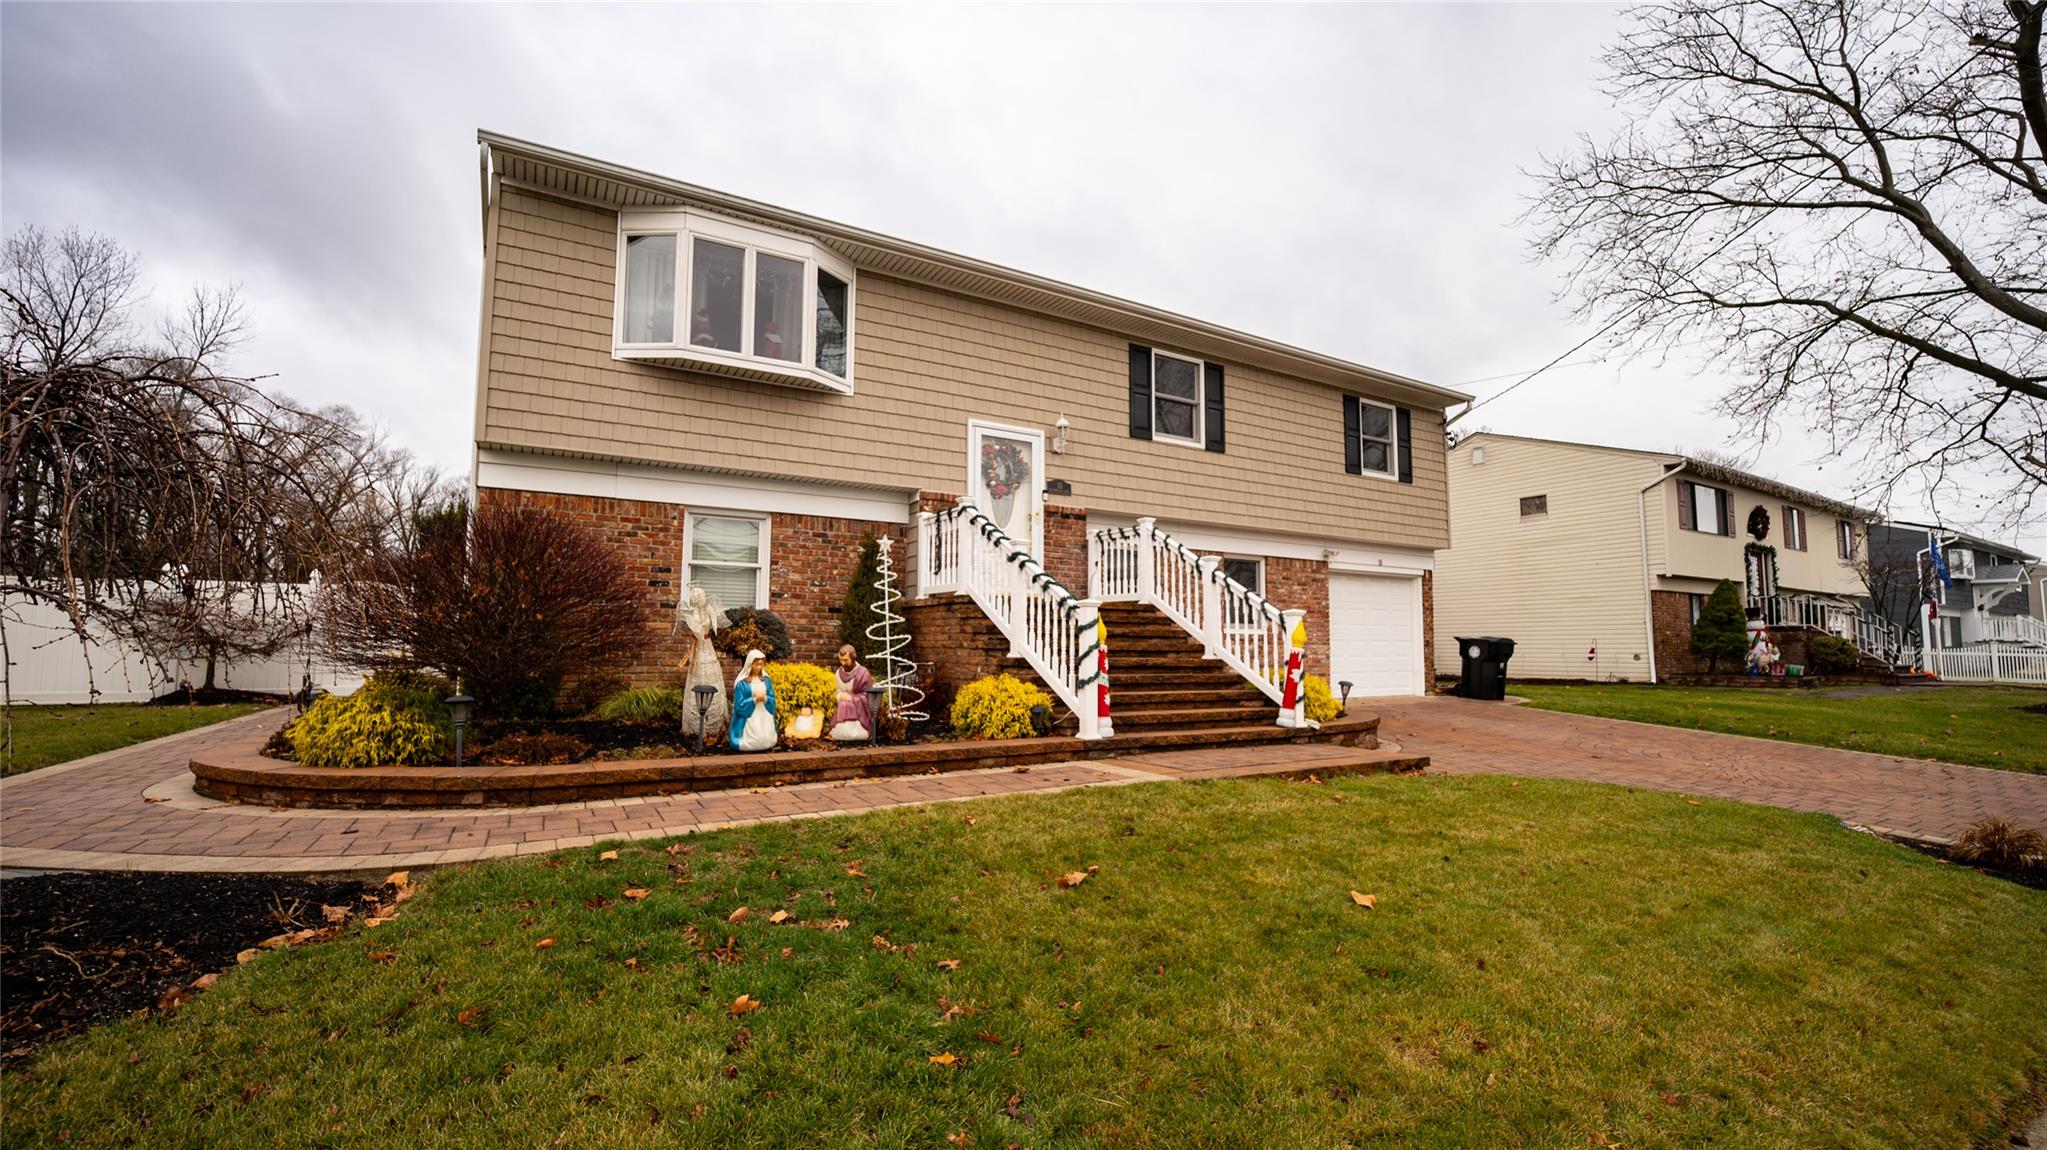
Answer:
[1930,533,1953,590]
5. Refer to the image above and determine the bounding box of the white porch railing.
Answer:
[1981,615,2047,648]
[1934,646,2047,684]
[1088,518,1310,724]
[916,501,1108,739]
[1756,593,1907,667]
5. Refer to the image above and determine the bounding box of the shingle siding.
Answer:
[479,185,1450,551]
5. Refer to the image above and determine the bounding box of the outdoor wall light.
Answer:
[1051,415,1070,455]
[866,685,888,746]
[1338,681,1353,714]
[445,694,475,766]
[692,684,718,754]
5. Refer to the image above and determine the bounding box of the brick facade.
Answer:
[478,487,902,684]
[1653,588,1825,680]
[1422,571,1437,693]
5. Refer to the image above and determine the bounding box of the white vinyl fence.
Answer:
[1932,646,2047,686]
[2,586,362,704]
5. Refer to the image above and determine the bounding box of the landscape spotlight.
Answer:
[445,694,475,766]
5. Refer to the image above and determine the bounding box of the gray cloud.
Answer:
[4,2,2029,542]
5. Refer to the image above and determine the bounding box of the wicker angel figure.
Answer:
[675,583,730,738]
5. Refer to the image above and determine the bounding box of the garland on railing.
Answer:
[942,502,1104,681]
[1090,523,1282,621]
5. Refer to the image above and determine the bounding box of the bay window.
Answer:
[616,209,856,393]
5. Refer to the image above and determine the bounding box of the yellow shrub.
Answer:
[1302,673,1344,724]
[287,674,451,767]
[950,674,1053,740]
[764,662,840,735]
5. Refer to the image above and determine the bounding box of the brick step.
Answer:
[1104,635,1206,653]
[1110,671,1252,691]
[1111,706,1279,730]
[1114,686,1269,707]
[1113,694,1270,715]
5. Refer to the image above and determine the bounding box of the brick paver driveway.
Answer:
[1376,695,2047,843]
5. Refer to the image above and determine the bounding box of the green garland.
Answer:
[1743,542,1780,600]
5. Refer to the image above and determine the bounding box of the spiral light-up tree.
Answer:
[865,537,927,724]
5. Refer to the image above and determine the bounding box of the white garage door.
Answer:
[1327,572,1422,697]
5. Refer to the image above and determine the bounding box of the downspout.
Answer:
[1638,462,1686,684]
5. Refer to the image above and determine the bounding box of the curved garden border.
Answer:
[191,713,1383,809]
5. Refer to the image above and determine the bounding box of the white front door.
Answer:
[966,421,1044,558]
[1328,572,1424,697]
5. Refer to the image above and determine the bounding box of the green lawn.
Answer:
[7,776,2047,1148]
[1512,683,2047,773]
[3,702,273,776]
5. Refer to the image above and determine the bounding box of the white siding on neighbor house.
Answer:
[1434,437,1672,681]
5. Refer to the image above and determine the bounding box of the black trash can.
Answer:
[1453,636,1516,700]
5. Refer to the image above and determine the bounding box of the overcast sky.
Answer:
[3,2,2033,548]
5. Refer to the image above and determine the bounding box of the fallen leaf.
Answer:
[1660,1091,1685,1108]
[947,1133,969,1148]
[779,947,793,958]
[823,917,851,931]
[763,909,790,924]
[144,796,170,804]
[936,958,962,971]
[367,951,398,964]
[872,934,899,953]
[321,904,350,923]
[191,972,219,991]
[1349,890,1377,909]
[156,985,192,1012]
[1686,799,1701,807]
[235,948,260,964]
[976,1030,1003,1044]
[622,888,651,901]
[727,906,751,924]
[535,937,558,949]
[963,814,977,826]
[928,1052,958,1066]
[384,871,410,888]
[729,994,761,1017]
[599,850,619,862]
[845,861,867,877]
[364,916,393,928]
[1056,871,1090,888]
[457,1006,487,1028]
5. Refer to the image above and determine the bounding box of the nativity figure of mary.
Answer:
[829,644,875,742]
[728,649,779,753]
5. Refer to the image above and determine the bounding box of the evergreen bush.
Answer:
[714,607,793,661]
[835,534,887,665]
[1807,634,1862,676]
[287,673,453,768]
[950,674,1053,740]
[1691,580,1750,674]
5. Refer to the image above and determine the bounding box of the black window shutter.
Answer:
[1342,395,1362,475]
[1717,489,1733,536]
[1203,362,1225,453]
[1396,407,1413,484]
[1677,481,1695,531]
[1127,345,1153,440]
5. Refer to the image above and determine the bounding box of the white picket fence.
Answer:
[1932,646,2047,686]
[1,587,361,704]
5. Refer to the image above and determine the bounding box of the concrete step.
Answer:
[1115,686,1269,707]
[1111,706,1278,730]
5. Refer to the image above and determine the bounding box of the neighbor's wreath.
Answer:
[980,439,1030,500]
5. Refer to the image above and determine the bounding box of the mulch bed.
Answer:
[2,871,382,1063]
[1878,836,2047,893]
[148,687,289,707]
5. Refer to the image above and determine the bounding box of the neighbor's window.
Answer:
[1783,506,1807,551]
[1519,495,1548,517]
[1689,593,1706,623]
[615,209,856,391]
[1680,480,1730,535]
[1837,520,1858,560]
[686,513,768,609]
[1152,353,1204,444]
[621,234,676,344]
[1356,399,1397,476]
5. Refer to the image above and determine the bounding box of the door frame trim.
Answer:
[965,419,1046,559]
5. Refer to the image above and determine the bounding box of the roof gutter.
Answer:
[1639,461,1687,684]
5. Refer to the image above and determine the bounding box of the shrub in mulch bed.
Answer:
[147,687,288,708]
[1,871,387,1062]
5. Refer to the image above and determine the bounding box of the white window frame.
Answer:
[1356,397,1399,479]
[1150,350,1207,449]
[1219,555,1266,631]
[1784,506,1807,551]
[682,510,771,611]
[614,208,857,394]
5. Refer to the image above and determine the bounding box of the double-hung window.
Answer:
[617,209,855,393]
[1354,399,1397,477]
[1782,506,1807,551]
[1678,480,1730,535]
[1151,353,1205,446]
[1836,520,1858,560]
[685,512,769,610]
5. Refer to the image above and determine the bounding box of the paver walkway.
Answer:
[1377,695,2047,843]
[5,698,2038,874]
[0,709,1403,874]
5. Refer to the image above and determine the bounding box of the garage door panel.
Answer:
[1327,573,1421,697]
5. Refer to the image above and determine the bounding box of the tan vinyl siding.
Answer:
[1661,483,1865,597]
[1433,437,1670,681]
[479,187,1449,550]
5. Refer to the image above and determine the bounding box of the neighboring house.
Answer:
[467,132,1468,728]
[1866,522,2044,650]
[1432,433,1893,682]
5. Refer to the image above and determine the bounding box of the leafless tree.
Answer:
[0,226,414,744]
[1531,0,2046,526]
